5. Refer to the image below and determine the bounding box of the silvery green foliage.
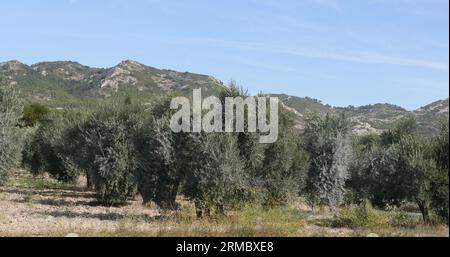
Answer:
[349,119,448,223]
[392,135,438,223]
[77,108,138,205]
[321,133,352,209]
[259,105,310,206]
[349,142,398,205]
[0,85,22,184]
[259,128,309,206]
[135,115,186,209]
[431,123,449,224]
[136,111,249,214]
[133,96,192,210]
[304,114,352,210]
[22,113,81,183]
[183,133,248,216]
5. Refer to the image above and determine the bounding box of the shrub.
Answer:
[338,200,390,229]
[159,202,306,237]
[390,212,419,229]
[21,102,50,127]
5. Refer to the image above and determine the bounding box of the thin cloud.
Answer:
[176,37,449,71]
[231,56,301,73]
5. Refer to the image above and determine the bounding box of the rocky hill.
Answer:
[271,94,448,135]
[0,60,224,106]
[1,60,448,135]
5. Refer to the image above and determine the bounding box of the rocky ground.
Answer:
[0,170,448,237]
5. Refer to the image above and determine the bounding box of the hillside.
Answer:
[0,60,224,106]
[270,94,448,135]
[1,60,448,135]
[414,99,450,135]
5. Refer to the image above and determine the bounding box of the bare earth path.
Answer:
[0,171,160,236]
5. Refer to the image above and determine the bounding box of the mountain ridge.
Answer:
[1,60,448,135]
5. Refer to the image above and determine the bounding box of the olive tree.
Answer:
[134,96,190,210]
[22,112,82,183]
[182,133,249,218]
[350,118,448,223]
[393,135,437,223]
[134,116,189,210]
[304,114,352,211]
[74,104,141,205]
[0,84,23,184]
[431,122,449,224]
[258,106,309,206]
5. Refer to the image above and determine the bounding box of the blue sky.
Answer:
[1,0,448,110]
